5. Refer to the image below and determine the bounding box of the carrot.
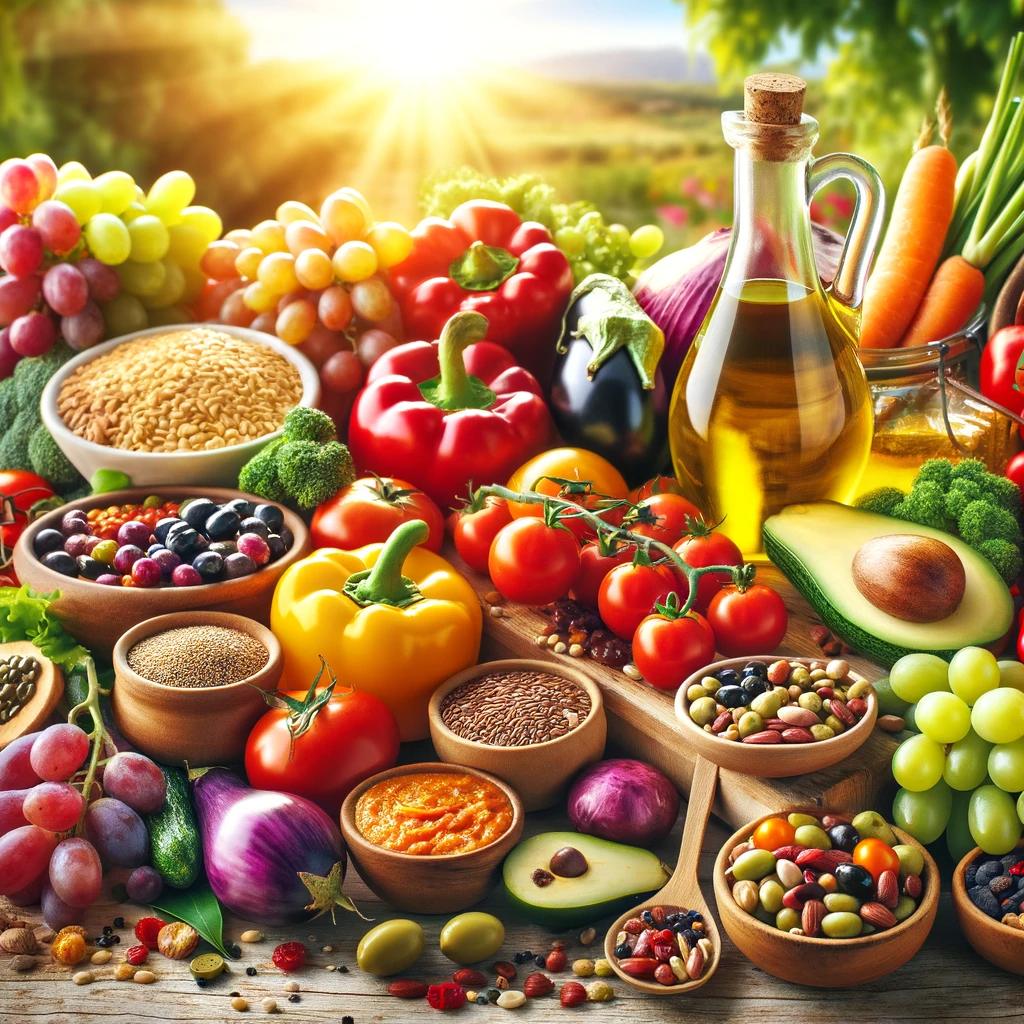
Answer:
[860,145,958,349]
[899,256,985,346]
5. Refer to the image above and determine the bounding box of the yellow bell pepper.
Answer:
[271,520,481,741]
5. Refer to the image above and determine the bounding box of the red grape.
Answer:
[0,732,42,790]
[30,723,91,781]
[201,240,242,281]
[49,836,102,907]
[32,199,81,254]
[41,878,81,931]
[356,328,399,368]
[321,349,364,393]
[61,300,105,351]
[0,327,19,379]
[7,874,44,906]
[0,824,57,895]
[0,160,41,215]
[0,206,18,234]
[125,865,163,903]
[25,154,57,203]
[23,781,84,831]
[195,276,242,321]
[10,311,56,357]
[43,262,88,316]
[250,311,276,333]
[350,277,393,322]
[298,324,346,368]
[102,752,166,814]
[78,257,121,303]
[219,287,255,326]
[0,224,44,276]
[0,788,29,836]
[318,285,353,331]
[0,274,41,327]
[84,797,149,868]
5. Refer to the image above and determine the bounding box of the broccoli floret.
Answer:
[0,407,41,473]
[238,438,288,503]
[12,342,72,413]
[27,425,86,494]
[982,473,1023,517]
[949,458,989,483]
[944,479,983,522]
[276,440,354,509]
[853,487,905,517]
[958,499,1021,547]
[282,406,337,444]
[915,458,955,488]
[0,378,18,435]
[892,480,954,532]
[977,538,1023,585]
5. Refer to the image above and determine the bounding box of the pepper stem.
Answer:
[343,520,428,608]
[450,241,520,291]
[432,311,490,410]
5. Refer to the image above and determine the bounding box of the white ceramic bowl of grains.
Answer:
[41,323,321,488]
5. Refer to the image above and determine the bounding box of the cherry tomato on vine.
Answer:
[0,469,54,551]
[674,523,744,612]
[451,496,513,574]
[852,837,901,881]
[628,492,702,545]
[556,492,628,545]
[488,517,580,605]
[597,557,679,639]
[310,476,444,553]
[632,602,715,691]
[1006,451,1024,501]
[570,538,636,607]
[705,583,788,656]
[505,448,628,519]
[752,817,797,851]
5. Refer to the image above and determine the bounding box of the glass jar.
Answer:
[855,308,1022,495]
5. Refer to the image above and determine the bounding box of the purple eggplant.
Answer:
[192,768,357,926]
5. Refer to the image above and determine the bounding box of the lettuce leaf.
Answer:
[0,584,90,669]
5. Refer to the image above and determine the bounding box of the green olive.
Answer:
[821,911,863,938]
[824,893,860,913]
[794,824,831,850]
[738,711,764,738]
[686,683,709,702]
[731,849,776,882]
[689,696,718,727]
[440,912,505,965]
[356,919,425,976]
[775,907,799,931]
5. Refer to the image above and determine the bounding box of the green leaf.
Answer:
[150,880,236,959]
[0,584,90,670]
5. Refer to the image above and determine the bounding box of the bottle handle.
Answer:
[807,153,885,311]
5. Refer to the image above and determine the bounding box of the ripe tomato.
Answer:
[752,817,797,851]
[570,539,635,607]
[629,493,702,546]
[629,475,685,502]
[706,583,788,656]
[0,470,54,551]
[451,496,513,574]
[310,476,444,553]
[852,837,901,881]
[244,665,401,816]
[506,448,628,519]
[488,518,580,605]
[598,559,679,639]
[632,608,715,691]
[674,526,744,612]
[1007,451,1024,501]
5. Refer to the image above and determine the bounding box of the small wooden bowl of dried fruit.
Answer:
[428,659,606,812]
[953,840,1024,975]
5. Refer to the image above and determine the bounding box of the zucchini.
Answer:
[146,766,201,889]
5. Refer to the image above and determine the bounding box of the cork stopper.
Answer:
[744,73,806,125]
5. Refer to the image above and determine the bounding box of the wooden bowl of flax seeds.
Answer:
[428,659,606,811]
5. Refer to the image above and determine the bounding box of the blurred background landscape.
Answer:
[0,0,1020,251]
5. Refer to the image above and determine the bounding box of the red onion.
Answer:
[567,758,680,847]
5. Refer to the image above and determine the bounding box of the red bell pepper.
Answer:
[388,200,574,382]
[981,325,1024,416]
[347,310,553,511]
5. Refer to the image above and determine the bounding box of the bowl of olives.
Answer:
[13,487,310,658]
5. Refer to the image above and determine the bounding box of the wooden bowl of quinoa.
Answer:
[40,323,320,488]
[111,610,283,766]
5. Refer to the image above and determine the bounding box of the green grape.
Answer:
[85,213,131,265]
[180,266,206,305]
[116,259,166,297]
[948,646,1000,706]
[554,226,585,256]
[54,180,102,225]
[121,202,147,224]
[101,292,148,336]
[872,676,911,717]
[144,170,195,226]
[946,790,975,862]
[180,206,222,245]
[577,211,604,236]
[892,781,952,845]
[892,733,946,791]
[903,702,920,733]
[93,170,136,215]
[943,729,993,791]
[988,738,1024,792]
[972,687,1024,744]
[606,223,631,248]
[629,224,664,259]
[915,690,971,744]
[167,224,208,269]
[127,215,170,263]
[146,305,190,327]
[57,160,91,184]
[998,660,1024,694]
[1018,791,1024,826]
[140,259,185,309]
[969,784,1023,854]
[889,653,949,702]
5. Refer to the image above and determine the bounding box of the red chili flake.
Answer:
[426,983,466,1010]
[1009,861,1024,876]
[134,917,166,950]
[125,944,149,966]
[272,942,307,973]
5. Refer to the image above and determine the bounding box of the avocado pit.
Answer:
[851,533,966,623]
[549,846,589,878]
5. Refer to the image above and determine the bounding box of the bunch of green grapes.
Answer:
[886,648,1024,859]
[51,162,221,336]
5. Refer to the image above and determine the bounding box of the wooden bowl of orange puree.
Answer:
[340,762,525,914]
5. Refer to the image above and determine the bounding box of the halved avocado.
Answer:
[502,831,669,930]
[763,501,1014,667]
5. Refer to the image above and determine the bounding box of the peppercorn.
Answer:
[338,965,349,973]
[288,994,300,1003]
[103,926,113,935]
[343,1017,354,1024]
[112,935,121,943]
[513,950,534,964]
[230,944,242,958]
[246,967,257,976]
[196,978,207,988]
[113,918,125,929]
[534,954,547,967]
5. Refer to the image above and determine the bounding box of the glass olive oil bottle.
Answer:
[670,74,884,558]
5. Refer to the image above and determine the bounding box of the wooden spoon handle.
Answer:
[666,755,719,893]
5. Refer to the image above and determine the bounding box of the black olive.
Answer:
[239,516,270,540]
[254,503,284,532]
[204,508,241,541]
[741,678,768,700]
[33,528,66,557]
[267,535,286,562]
[827,824,860,853]
[835,863,875,898]
[41,550,77,577]
[716,684,748,709]
[76,555,106,580]
[180,498,219,531]
[209,540,237,557]
[166,524,202,558]
[743,661,768,678]
[716,668,738,687]
[549,846,589,878]
[278,524,294,549]
[192,551,225,582]
[222,498,255,518]
[223,552,257,579]
[153,518,183,545]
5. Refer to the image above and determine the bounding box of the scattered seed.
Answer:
[91,949,112,965]
[325,964,336,972]
[484,591,503,605]
[133,970,156,984]
[73,970,95,986]
[568,643,584,657]
[261,998,277,1013]
[283,981,300,992]
[321,945,333,953]
[489,606,504,618]
[232,996,249,1011]
[622,663,642,680]
[579,927,596,946]
[113,964,136,981]
[240,930,264,943]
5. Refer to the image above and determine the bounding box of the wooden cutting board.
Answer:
[443,543,899,828]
